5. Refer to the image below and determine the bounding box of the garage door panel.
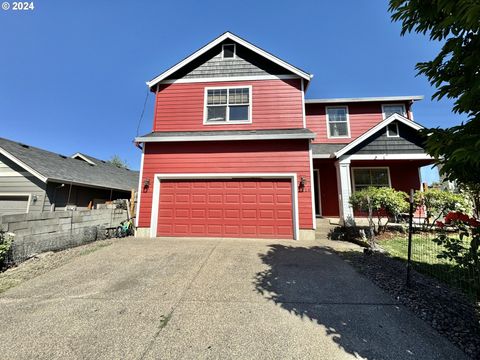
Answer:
[157,179,293,239]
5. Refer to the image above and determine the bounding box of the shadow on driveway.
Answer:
[253,244,466,360]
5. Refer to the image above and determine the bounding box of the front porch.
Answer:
[313,156,433,224]
[310,114,435,224]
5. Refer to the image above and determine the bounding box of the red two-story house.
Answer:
[135,32,432,240]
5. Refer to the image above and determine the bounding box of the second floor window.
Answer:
[326,106,350,138]
[205,87,251,124]
[382,104,406,119]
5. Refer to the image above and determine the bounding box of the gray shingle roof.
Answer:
[0,137,139,192]
[136,128,315,142]
[311,143,347,156]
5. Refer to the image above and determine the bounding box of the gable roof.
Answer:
[146,32,312,88]
[0,138,139,192]
[334,113,424,158]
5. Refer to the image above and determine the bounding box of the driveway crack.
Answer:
[138,242,219,360]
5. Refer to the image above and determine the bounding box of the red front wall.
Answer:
[306,101,411,144]
[154,79,304,131]
[138,140,313,230]
[315,160,424,218]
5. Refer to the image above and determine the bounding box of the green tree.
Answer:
[108,155,129,169]
[389,0,480,215]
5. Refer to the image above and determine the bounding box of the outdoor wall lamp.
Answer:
[299,176,306,192]
[32,195,38,202]
[143,178,150,192]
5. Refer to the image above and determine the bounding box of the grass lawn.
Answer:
[378,234,477,301]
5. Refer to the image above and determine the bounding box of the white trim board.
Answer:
[135,132,315,143]
[306,96,424,104]
[309,143,316,229]
[149,173,300,240]
[334,113,424,158]
[146,32,312,88]
[158,74,300,85]
[135,147,145,228]
[71,152,96,165]
[341,154,433,161]
[0,147,48,183]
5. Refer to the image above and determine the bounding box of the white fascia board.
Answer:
[160,74,299,84]
[312,154,334,159]
[344,154,434,161]
[146,32,312,88]
[305,96,424,104]
[0,147,48,183]
[135,133,316,143]
[71,152,96,165]
[334,114,424,158]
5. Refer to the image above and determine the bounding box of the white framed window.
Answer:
[204,86,252,124]
[326,106,350,138]
[222,44,236,59]
[382,104,406,119]
[351,167,391,192]
[386,122,400,137]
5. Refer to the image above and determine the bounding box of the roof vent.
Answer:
[20,143,30,149]
[59,154,67,159]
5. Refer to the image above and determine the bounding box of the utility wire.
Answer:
[135,89,150,137]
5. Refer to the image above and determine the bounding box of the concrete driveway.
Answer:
[0,237,466,360]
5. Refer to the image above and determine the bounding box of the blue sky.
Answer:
[0,1,466,183]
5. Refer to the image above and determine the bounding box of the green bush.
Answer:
[414,188,472,229]
[350,187,409,246]
[0,230,13,268]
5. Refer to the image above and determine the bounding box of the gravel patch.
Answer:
[338,250,480,359]
[0,239,113,294]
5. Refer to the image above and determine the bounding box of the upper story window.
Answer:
[326,106,350,138]
[352,168,391,192]
[386,122,400,137]
[204,86,252,124]
[382,104,406,119]
[222,44,236,59]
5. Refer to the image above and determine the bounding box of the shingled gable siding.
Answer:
[347,122,426,155]
[0,154,50,213]
[163,41,291,80]
[138,140,313,230]
[154,79,303,131]
[306,101,411,144]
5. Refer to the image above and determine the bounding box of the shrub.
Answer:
[415,188,472,229]
[434,212,480,300]
[350,187,409,247]
[0,230,13,269]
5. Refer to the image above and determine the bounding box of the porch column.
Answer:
[335,157,354,225]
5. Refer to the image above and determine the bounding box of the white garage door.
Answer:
[0,195,29,216]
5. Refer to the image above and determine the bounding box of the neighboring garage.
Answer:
[156,179,294,239]
[0,194,30,216]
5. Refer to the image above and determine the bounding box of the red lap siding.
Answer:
[306,101,410,144]
[154,79,304,131]
[138,140,313,230]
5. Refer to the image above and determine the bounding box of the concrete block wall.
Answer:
[0,209,128,263]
